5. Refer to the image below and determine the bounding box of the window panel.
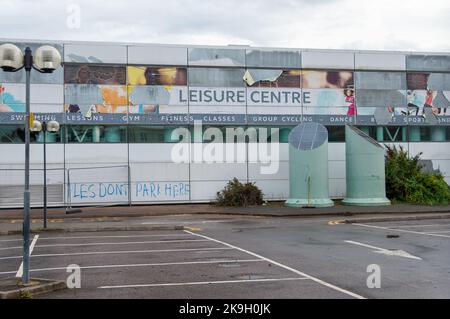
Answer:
[188,68,245,87]
[127,66,187,86]
[188,48,245,66]
[406,55,450,72]
[301,70,354,89]
[245,50,301,68]
[0,125,25,143]
[244,69,301,88]
[355,72,406,90]
[356,89,407,108]
[65,64,126,85]
[65,125,127,143]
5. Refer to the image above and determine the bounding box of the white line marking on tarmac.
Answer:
[35,239,208,248]
[388,224,450,229]
[183,230,366,299]
[424,230,450,234]
[37,233,194,241]
[0,238,22,243]
[99,277,309,289]
[353,223,450,238]
[344,240,422,260]
[16,235,39,278]
[0,246,22,251]
[141,220,229,225]
[0,247,234,260]
[0,259,264,276]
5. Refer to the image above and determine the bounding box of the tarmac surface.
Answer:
[1,213,449,299]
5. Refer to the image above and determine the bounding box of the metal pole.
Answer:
[43,122,47,229]
[22,47,32,284]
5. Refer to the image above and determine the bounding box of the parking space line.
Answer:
[0,238,22,243]
[424,230,450,234]
[99,277,309,289]
[184,230,365,299]
[37,233,194,241]
[34,239,209,248]
[389,224,450,229]
[141,220,229,225]
[16,234,39,278]
[353,223,450,238]
[0,247,235,260]
[0,259,264,276]
[0,246,22,251]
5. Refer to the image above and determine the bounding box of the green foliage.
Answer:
[385,145,450,205]
[19,290,33,299]
[215,178,264,207]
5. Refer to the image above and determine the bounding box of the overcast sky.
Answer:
[1,0,449,52]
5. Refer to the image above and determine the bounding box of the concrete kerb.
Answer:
[0,224,185,236]
[0,278,67,299]
[344,213,450,224]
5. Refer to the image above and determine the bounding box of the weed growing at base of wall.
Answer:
[385,146,450,205]
[215,178,264,207]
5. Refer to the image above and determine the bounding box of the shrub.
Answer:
[215,178,264,207]
[385,146,450,205]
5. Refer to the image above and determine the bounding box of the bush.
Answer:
[385,145,450,205]
[215,178,264,207]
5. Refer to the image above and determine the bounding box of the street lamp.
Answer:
[31,120,60,229]
[0,43,61,284]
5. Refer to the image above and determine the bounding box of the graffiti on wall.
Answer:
[68,181,190,203]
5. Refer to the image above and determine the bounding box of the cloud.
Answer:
[0,0,449,52]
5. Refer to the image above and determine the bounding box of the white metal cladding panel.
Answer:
[30,104,63,113]
[189,143,248,162]
[0,144,25,164]
[65,144,128,164]
[247,143,289,162]
[302,51,354,69]
[409,143,450,160]
[0,167,64,186]
[30,84,64,104]
[329,178,346,198]
[130,162,189,181]
[428,160,450,177]
[131,181,190,203]
[190,163,247,181]
[252,179,289,200]
[190,180,230,201]
[328,143,346,161]
[329,161,346,179]
[128,45,188,66]
[0,185,64,207]
[64,44,127,64]
[355,53,406,70]
[248,162,289,180]
[129,144,181,162]
[0,144,64,164]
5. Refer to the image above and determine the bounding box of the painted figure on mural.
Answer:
[344,87,356,116]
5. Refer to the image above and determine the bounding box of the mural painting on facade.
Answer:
[0,84,25,112]
[407,73,450,117]
[65,85,128,116]
[127,66,187,114]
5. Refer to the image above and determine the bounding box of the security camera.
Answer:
[0,43,24,71]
